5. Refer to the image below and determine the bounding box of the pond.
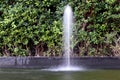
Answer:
[0,69,120,80]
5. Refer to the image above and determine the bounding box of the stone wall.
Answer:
[0,57,120,69]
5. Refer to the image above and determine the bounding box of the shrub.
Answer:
[0,0,120,56]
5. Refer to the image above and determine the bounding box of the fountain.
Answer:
[0,2,120,80]
[43,5,84,71]
[61,5,81,71]
[0,4,120,80]
[63,5,73,68]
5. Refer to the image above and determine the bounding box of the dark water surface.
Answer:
[0,69,120,80]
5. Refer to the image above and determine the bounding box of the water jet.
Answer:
[47,5,84,71]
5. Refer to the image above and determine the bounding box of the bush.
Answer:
[0,0,120,56]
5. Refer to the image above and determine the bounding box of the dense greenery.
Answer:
[0,0,120,56]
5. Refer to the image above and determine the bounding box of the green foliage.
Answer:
[0,0,120,56]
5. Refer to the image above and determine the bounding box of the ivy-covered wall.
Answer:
[0,0,120,56]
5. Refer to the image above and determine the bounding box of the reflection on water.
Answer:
[60,72,76,80]
[0,69,120,80]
